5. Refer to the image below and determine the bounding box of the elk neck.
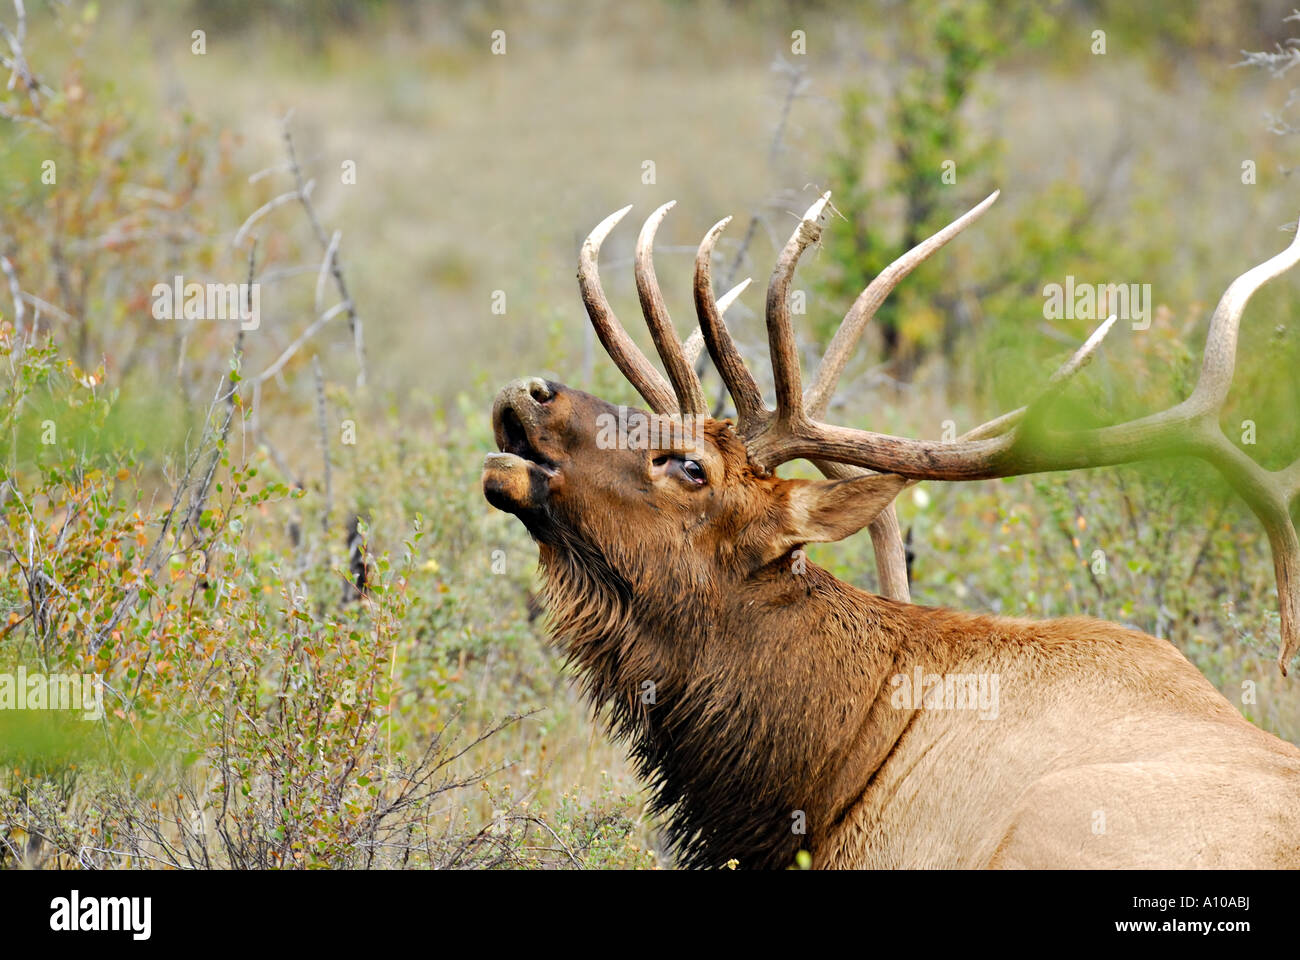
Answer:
[537,535,958,868]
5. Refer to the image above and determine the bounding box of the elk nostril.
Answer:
[527,378,553,404]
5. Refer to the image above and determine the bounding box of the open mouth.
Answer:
[498,404,559,476]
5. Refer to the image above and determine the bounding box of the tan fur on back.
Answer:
[813,611,1300,868]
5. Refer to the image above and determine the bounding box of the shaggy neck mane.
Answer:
[538,534,925,869]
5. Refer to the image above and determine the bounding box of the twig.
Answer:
[0,253,24,338]
[1,0,45,109]
[232,183,313,250]
[19,290,70,323]
[252,299,349,385]
[281,114,367,389]
[315,229,341,315]
[312,355,332,532]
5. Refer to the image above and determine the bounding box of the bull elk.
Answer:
[482,190,1300,868]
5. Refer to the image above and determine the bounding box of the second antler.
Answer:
[578,193,1300,675]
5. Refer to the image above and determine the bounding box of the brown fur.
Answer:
[483,379,1300,869]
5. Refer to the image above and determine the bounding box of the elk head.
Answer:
[484,376,906,604]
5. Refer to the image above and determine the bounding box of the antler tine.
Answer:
[767,191,832,425]
[695,215,767,431]
[1269,526,1300,675]
[1226,457,1300,674]
[1188,221,1300,415]
[1197,435,1300,673]
[805,190,1001,419]
[958,313,1121,443]
[682,277,750,367]
[717,276,753,315]
[578,205,678,414]
[635,202,709,415]
[682,327,705,367]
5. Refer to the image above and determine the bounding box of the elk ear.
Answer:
[767,473,908,559]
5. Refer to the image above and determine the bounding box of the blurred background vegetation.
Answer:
[1,0,1299,868]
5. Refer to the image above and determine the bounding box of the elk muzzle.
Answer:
[483,377,562,515]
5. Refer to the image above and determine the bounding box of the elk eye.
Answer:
[680,459,707,484]
[651,454,707,486]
